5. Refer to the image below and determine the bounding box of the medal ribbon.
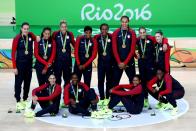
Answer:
[157,79,164,90]
[101,35,108,54]
[23,35,29,52]
[121,30,127,47]
[49,84,56,95]
[71,83,79,102]
[60,32,67,49]
[42,39,48,56]
[140,39,147,57]
[85,39,90,56]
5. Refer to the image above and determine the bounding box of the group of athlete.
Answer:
[11,15,185,118]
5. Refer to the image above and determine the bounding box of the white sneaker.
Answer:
[21,100,28,109]
[24,108,35,118]
[160,103,174,111]
[171,107,178,116]
[16,102,25,113]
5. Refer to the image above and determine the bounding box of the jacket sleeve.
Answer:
[147,77,158,92]
[165,47,171,73]
[79,82,90,91]
[147,35,169,46]
[47,40,56,65]
[111,84,142,96]
[69,32,76,47]
[112,29,121,64]
[32,84,48,96]
[74,36,81,65]
[52,31,58,40]
[112,84,134,90]
[29,32,37,41]
[37,84,61,101]
[11,35,20,69]
[159,74,172,96]
[34,41,48,66]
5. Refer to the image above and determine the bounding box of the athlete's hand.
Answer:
[48,63,52,68]
[70,99,76,106]
[158,94,162,101]
[163,44,168,52]
[42,68,47,74]
[135,51,140,59]
[32,95,38,103]
[152,89,156,93]
[118,63,125,69]
[13,68,18,75]
[36,36,41,42]
[79,65,85,70]
[155,87,160,92]
[123,64,128,69]
[109,89,113,93]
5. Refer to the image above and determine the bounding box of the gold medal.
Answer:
[103,52,107,56]
[85,39,91,58]
[85,53,89,58]
[62,48,66,53]
[23,35,29,55]
[25,50,28,55]
[140,39,147,59]
[122,44,126,48]
[42,39,49,58]
[121,30,127,49]
[43,55,48,59]
[71,83,79,104]
[101,35,108,57]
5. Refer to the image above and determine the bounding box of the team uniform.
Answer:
[147,36,170,73]
[74,35,98,87]
[11,32,36,103]
[154,41,171,73]
[29,83,61,117]
[64,82,98,116]
[34,38,56,85]
[112,28,136,86]
[52,31,75,85]
[94,33,114,100]
[147,74,185,108]
[109,84,144,114]
[136,36,156,100]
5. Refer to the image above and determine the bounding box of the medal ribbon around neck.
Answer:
[157,79,164,90]
[23,35,29,52]
[140,38,147,58]
[85,38,91,57]
[101,35,108,55]
[49,84,56,95]
[71,83,79,103]
[60,32,67,50]
[42,39,49,57]
[121,30,128,48]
